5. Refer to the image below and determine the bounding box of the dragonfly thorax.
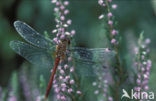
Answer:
[55,41,68,58]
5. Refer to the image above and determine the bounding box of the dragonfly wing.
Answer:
[69,47,115,77]
[70,47,116,64]
[14,21,53,50]
[10,40,53,68]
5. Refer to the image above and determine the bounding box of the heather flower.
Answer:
[99,14,104,19]
[60,95,66,100]
[56,94,61,99]
[76,91,81,94]
[60,69,65,74]
[111,29,118,35]
[19,74,32,101]
[67,19,72,25]
[108,20,113,25]
[112,4,117,9]
[92,82,97,86]
[71,30,76,36]
[69,80,74,84]
[65,75,70,80]
[108,96,113,101]
[133,34,152,98]
[60,16,65,21]
[68,57,72,62]
[8,95,17,101]
[64,9,69,15]
[55,88,60,93]
[64,64,69,69]
[61,83,67,88]
[65,32,70,36]
[111,38,116,44]
[59,76,64,80]
[70,67,74,72]
[107,12,113,17]
[50,0,82,100]
[51,0,57,3]
[94,90,99,95]
[145,38,151,44]
[53,37,58,43]
[67,88,73,93]
[61,87,66,92]
[36,96,41,101]
[98,0,104,5]
[64,1,69,6]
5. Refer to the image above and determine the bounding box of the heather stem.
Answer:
[105,1,124,101]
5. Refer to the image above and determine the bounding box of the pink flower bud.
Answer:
[111,39,116,44]
[145,38,151,44]
[54,7,59,12]
[68,88,73,93]
[108,20,113,25]
[55,88,60,93]
[144,86,149,91]
[60,69,65,74]
[60,34,65,39]
[136,79,141,84]
[76,90,81,94]
[56,94,61,99]
[68,57,72,62]
[60,16,65,21]
[98,0,103,5]
[53,84,58,88]
[65,76,70,80]
[70,80,74,84]
[61,87,66,92]
[64,64,69,69]
[51,0,56,3]
[111,29,118,35]
[67,19,72,25]
[94,90,99,94]
[64,9,69,15]
[56,1,60,6]
[98,14,104,19]
[59,76,63,80]
[108,96,113,101]
[107,12,113,17]
[71,30,76,36]
[53,37,58,43]
[112,4,117,9]
[92,82,97,86]
[64,1,69,6]
[60,96,66,100]
[58,66,62,70]
[70,67,74,72]
[61,83,66,88]
[8,96,17,101]
[60,5,65,10]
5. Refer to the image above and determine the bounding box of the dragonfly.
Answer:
[10,21,115,100]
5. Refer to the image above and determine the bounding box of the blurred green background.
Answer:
[0,0,156,96]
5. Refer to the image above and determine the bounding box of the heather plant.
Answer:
[0,0,153,101]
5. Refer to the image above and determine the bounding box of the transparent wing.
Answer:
[70,47,116,64]
[69,47,115,76]
[10,40,54,68]
[14,21,53,50]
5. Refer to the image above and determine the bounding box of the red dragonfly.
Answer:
[10,21,115,100]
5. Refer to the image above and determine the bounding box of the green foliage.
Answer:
[0,0,156,101]
[10,71,18,96]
